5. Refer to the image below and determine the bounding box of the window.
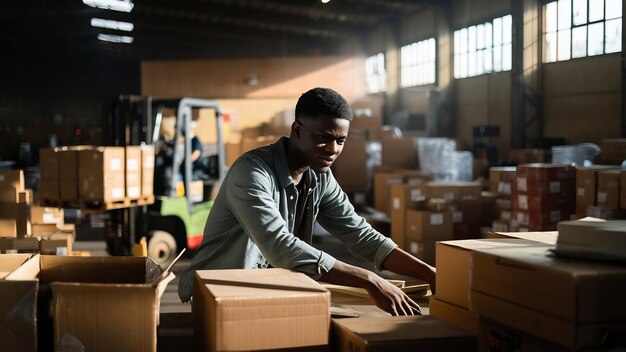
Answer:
[544,0,622,63]
[365,53,387,93]
[400,38,436,87]
[454,14,512,79]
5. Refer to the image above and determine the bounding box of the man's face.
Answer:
[292,115,350,173]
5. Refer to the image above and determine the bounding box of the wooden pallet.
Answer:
[41,196,154,213]
[40,199,81,209]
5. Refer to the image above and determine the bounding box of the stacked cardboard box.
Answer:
[470,244,626,350]
[512,163,575,231]
[374,169,431,216]
[488,167,516,232]
[141,145,155,198]
[0,170,31,238]
[79,147,126,203]
[59,146,92,203]
[575,166,620,217]
[39,148,60,202]
[598,138,626,164]
[425,182,483,240]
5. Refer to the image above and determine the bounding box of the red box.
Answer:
[516,163,575,181]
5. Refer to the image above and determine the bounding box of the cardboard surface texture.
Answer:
[0,253,40,352]
[470,245,626,349]
[331,315,477,352]
[78,147,126,202]
[193,268,330,352]
[41,255,176,352]
[429,296,480,336]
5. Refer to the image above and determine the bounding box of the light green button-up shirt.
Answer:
[178,137,396,302]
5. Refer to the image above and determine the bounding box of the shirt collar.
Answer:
[272,136,319,191]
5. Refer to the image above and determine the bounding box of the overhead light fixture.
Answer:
[83,0,134,12]
[91,18,134,31]
[97,33,134,43]
[321,0,331,3]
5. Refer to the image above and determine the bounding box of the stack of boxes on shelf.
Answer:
[0,170,73,255]
[488,166,516,232]
[575,165,624,219]
[40,145,155,207]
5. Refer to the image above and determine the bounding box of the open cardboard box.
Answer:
[38,251,181,352]
[0,253,40,352]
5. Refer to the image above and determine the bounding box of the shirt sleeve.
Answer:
[225,157,336,276]
[316,170,397,271]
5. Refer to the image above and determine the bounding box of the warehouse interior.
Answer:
[1,0,626,351]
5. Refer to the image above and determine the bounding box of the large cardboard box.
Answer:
[390,183,426,249]
[596,169,621,208]
[0,253,40,352]
[405,210,453,241]
[193,268,330,352]
[429,296,480,336]
[30,206,63,225]
[39,148,60,201]
[488,166,516,195]
[59,146,92,202]
[470,245,626,349]
[435,238,549,310]
[331,315,478,352]
[78,147,126,202]
[141,145,155,197]
[126,146,142,199]
[40,255,175,352]
[479,318,571,352]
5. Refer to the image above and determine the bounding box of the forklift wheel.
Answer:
[148,230,178,266]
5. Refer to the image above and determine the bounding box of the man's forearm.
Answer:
[381,247,436,291]
[318,259,376,289]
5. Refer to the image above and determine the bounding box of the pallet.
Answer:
[40,195,155,213]
[40,199,81,209]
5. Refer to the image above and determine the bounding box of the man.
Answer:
[178,87,436,315]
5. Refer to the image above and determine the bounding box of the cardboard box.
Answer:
[58,146,92,202]
[0,237,40,253]
[39,148,60,201]
[406,239,436,265]
[426,182,482,201]
[126,146,142,199]
[596,169,621,208]
[470,245,626,349]
[0,253,40,352]
[429,296,480,336]
[405,210,453,241]
[390,184,426,249]
[0,169,25,191]
[507,149,546,164]
[39,233,73,255]
[435,239,548,310]
[141,145,155,197]
[78,147,126,202]
[479,318,571,352]
[575,166,620,213]
[0,188,31,204]
[374,172,405,215]
[513,177,575,197]
[516,163,575,181]
[41,255,176,352]
[30,206,63,225]
[489,166,516,195]
[193,268,330,352]
[381,136,418,169]
[331,315,478,352]
[0,203,31,238]
[224,142,241,167]
[484,231,558,245]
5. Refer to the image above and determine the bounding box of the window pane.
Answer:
[454,54,461,78]
[469,26,477,50]
[589,0,604,21]
[588,22,604,54]
[494,45,503,71]
[502,15,513,43]
[546,32,558,62]
[477,24,485,48]
[606,0,622,20]
[460,52,468,77]
[485,22,493,47]
[484,47,493,71]
[476,50,484,75]
[558,29,572,60]
[572,25,588,57]
[494,17,502,45]
[605,18,622,53]
[454,30,461,54]
[558,0,572,30]
[546,2,558,32]
[573,0,588,25]
[502,43,512,71]
[460,28,468,52]
[468,51,476,76]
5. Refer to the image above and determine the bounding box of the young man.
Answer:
[178,87,436,315]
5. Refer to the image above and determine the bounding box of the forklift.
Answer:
[107,96,225,265]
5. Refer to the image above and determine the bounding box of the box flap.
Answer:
[40,255,149,284]
[0,253,35,279]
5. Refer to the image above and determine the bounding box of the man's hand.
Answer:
[382,247,436,294]
[319,260,422,316]
[365,274,422,316]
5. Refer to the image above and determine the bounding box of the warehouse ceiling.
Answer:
[1,0,430,60]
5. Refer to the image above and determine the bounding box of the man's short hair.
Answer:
[295,87,353,121]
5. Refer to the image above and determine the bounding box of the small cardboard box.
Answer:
[59,146,92,202]
[39,148,60,201]
[30,206,63,225]
[126,146,142,199]
[390,183,426,249]
[41,255,176,352]
[193,268,330,352]
[331,315,478,352]
[0,253,40,352]
[405,210,453,241]
[78,147,126,202]
[0,203,31,238]
[596,169,621,208]
[141,145,155,197]
[470,245,626,349]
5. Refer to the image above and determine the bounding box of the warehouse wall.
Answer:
[140,56,367,131]
[544,54,621,144]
